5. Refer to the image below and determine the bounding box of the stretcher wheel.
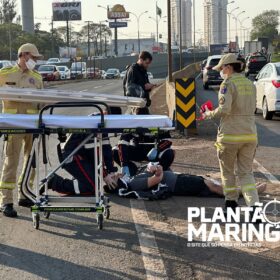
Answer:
[32,213,40,230]
[43,211,50,219]
[104,207,110,219]
[97,214,103,230]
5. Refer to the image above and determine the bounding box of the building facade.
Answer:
[171,0,192,48]
[204,0,228,46]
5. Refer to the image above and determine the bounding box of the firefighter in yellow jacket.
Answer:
[0,43,43,217]
[203,53,259,214]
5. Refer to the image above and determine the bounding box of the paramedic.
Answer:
[0,43,43,217]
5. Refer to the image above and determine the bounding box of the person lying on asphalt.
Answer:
[44,162,266,200]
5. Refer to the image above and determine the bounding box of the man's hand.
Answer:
[144,83,155,91]
[104,173,118,190]
[201,105,212,120]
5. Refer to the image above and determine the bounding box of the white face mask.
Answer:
[220,70,227,80]
[25,58,36,70]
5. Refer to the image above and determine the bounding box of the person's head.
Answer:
[137,51,153,70]
[17,43,43,71]
[213,53,244,79]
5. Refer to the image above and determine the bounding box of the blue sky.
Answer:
[16,0,279,42]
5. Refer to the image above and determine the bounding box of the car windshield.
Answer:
[57,66,65,71]
[276,66,280,76]
[48,59,57,62]
[107,69,116,73]
[209,59,221,66]
[38,65,54,71]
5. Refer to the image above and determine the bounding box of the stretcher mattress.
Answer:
[0,114,173,129]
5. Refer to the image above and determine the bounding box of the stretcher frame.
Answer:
[0,101,172,230]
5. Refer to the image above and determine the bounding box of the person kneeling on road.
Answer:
[40,132,118,196]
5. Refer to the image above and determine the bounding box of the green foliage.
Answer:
[0,0,17,23]
[251,10,280,42]
[0,23,65,60]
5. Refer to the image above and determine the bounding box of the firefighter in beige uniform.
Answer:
[0,43,43,217]
[203,53,259,212]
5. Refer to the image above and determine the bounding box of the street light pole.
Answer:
[239,17,250,49]
[130,11,148,53]
[167,0,172,82]
[234,11,245,46]
[179,0,182,69]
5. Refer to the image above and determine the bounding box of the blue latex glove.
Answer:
[121,166,130,177]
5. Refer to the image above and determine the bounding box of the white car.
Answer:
[0,60,12,69]
[57,65,71,80]
[120,70,127,79]
[47,58,61,64]
[147,72,154,79]
[255,62,280,120]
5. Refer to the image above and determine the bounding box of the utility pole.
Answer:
[156,1,159,47]
[114,19,118,56]
[193,0,196,62]
[99,22,102,56]
[51,18,54,57]
[167,0,172,82]
[85,21,92,58]
[66,19,70,57]
[179,0,182,69]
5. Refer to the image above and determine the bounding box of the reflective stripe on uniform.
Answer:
[0,182,16,190]
[27,109,38,114]
[221,134,257,142]
[0,67,18,75]
[73,180,80,194]
[84,143,95,149]
[241,184,256,192]
[3,108,17,114]
[119,140,129,146]
[223,186,240,193]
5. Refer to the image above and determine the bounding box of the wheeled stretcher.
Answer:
[0,99,173,230]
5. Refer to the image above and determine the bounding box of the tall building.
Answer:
[204,0,228,46]
[171,0,192,47]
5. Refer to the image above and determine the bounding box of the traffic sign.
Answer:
[109,21,128,28]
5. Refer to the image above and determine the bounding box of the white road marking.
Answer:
[79,89,88,92]
[254,159,280,185]
[130,199,168,280]
[94,86,102,89]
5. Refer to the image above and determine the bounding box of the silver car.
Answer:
[255,62,280,120]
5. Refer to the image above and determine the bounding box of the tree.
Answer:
[0,0,17,23]
[251,10,280,42]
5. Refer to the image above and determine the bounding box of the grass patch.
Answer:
[271,53,280,62]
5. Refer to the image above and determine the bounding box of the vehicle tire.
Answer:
[254,108,258,114]
[43,211,50,219]
[262,97,273,120]
[104,207,110,219]
[203,82,209,90]
[245,72,249,77]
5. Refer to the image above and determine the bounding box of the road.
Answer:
[0,78,279,280]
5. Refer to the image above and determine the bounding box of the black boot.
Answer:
[1,204,18,218]
[39,174,58,195]
[223,200,238,215]
[18,198,34,207]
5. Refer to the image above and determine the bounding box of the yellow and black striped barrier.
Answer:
[175,78,196,133]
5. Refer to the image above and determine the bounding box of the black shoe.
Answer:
[18,198,34,208]
[1,204,18,217]
[223,200,238,215]
[249,206,263,224]
[39,174,57,195]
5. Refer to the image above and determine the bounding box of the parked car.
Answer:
[38,64,60,81]
[47,58,61,64]
[147,72,154,79]
[100,70,106,79]
[105,68,120,79]
[202,55,223,89]
[87,68,100,79]
[57,65,71,80]
[120,70,127,79]
[70,62,87,79]
[0,60,12,69]
[245,53,268,77]
[200,59,207,77]
[254,62,280,120]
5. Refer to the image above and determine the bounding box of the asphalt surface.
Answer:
[0,78,279,280]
